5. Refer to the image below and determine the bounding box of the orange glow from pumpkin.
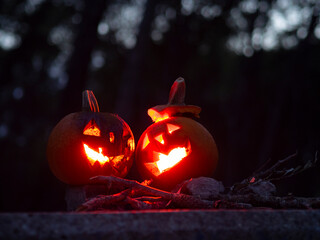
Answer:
[127,137,135,151]
[167,123,180,134]
[83,120,101,136]
[148,109,169,123]
[145,145,191,176]
[154,134,165,144]
[83,144,109,165]
[109,132,114,143]
[142,134,150,149]
[156,147,188,173]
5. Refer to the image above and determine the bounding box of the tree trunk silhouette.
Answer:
[62,0,108,116]
[115,0,157,123]
[161,1,186,85]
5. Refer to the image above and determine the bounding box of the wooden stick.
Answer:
[134,196,164,202]
[76,189,130,211]
[231,151,318,193]
[78,177,320,211]
[124,197,154,210]
[90,176,212,209]
[254,152,298,180]
[90,176,171,198]
[79,152,320,211]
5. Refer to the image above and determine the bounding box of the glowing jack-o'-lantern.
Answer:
[136,78,218,190]
[47,90,135,185]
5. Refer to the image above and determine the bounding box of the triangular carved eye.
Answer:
[142,134,150,150]
[167,123,180,134]
[83,120,100,136]
[154,134,165,144]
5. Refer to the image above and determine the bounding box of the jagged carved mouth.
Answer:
[83,143,126,167]
[144,141,191,176]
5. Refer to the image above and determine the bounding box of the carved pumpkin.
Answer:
[47,90,135,185]
[136,78,218,190]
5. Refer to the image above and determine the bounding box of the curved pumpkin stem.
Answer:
[147,77,201,122]
[168,77,186,105]
[82,90,100,112]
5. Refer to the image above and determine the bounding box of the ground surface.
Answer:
[1,209,320,239]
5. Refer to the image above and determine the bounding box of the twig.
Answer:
[77,189,130,211]
[231,151,318,193]
[124,197,154,210]
[252,157,272,176]
[254,152,298,180]
[89,176,212,209]
[90,176,173,199]
[134,196,165,202]
[77,151,319,211]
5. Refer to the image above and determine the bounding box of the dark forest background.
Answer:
[0,0,319,211]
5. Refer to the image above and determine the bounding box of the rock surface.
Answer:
[181,177,225,199]
[237,180,277,196]
[1,210,320,240]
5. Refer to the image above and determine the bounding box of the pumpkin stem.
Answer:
[167,77,186,105]
[82,90,100,112]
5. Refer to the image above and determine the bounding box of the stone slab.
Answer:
[1,210,320,240]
